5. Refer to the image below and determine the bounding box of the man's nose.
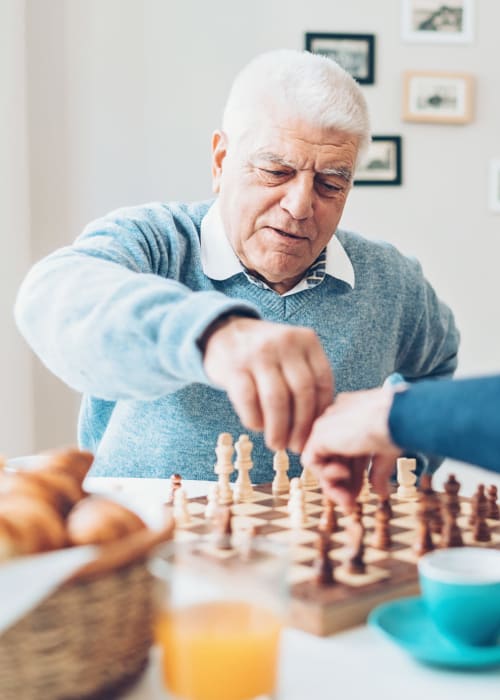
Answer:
[280,175,314,220]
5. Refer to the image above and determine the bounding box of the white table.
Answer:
[83,460,500,700]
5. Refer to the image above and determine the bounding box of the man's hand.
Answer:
[301,387,402,509]
[202,317,334,453]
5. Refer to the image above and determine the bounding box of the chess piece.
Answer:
[372,498,391,550]
[166,473,182,505]
[299,463,319,489]
[318,496,337,534]
[214,433,234,505]
[413,488,435,556]
[204,482,220,519]
[359,469,371,502]
[173,487,191,527]
[213,505,233,549]
[419,473,443,534]
[312,532,335,586]
[396,458,417,499]
[472,485,491,542]
[441,474,463,547]
[487,485,499,520]
[233,434,254,502]
[272,450,290,494]
[346,502,366,575]
[288,477,307,528]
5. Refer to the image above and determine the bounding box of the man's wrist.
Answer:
[197,313,244,355]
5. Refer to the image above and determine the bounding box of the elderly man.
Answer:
[15,49,459,480]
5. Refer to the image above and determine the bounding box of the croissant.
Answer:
[42,448,94,484]
[0,470,84,518]
[0,495,67,560]
[67,496,147,546]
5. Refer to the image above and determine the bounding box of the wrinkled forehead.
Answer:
[232,115,359,172]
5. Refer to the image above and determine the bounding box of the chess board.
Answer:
[173,482,500,636]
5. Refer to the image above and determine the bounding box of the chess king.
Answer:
[15,49,459,480]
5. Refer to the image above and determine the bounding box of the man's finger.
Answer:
[254,365,291,450]
[227,370,263,432]
[369,454,398,500]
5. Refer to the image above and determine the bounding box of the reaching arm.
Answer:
[301,375,500,508]
[14,204,259,400]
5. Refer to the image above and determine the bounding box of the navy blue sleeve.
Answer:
[388,375,500,473]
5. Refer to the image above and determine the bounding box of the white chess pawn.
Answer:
[173,487,191,527]
[272,450,290,494]
[299,464,319,489]
[396,458,418,499]
[359,469,371,501]
[288,477,307,528]
[214,432,234,505]
[234,434,254,502]
[205,482,220,519]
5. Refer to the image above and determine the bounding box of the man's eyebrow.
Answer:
[318,167,353,183]
[252,152,294,168]
[253,152,352,182]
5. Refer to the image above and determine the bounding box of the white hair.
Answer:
[222,49,371,162]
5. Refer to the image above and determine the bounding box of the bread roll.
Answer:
[67,496,147,546]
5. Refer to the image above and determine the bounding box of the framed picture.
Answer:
[354,136,402,186]
[305,32,375,85]
[402,71,474,124]
[490,160,500,213]
[401,0,474,43]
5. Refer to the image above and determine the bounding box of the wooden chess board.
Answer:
[173,483,500,636]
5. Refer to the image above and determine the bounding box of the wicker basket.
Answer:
[0,524,173,700]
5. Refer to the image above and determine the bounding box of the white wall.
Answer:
[0,0,34,457]
[21,0,500,452]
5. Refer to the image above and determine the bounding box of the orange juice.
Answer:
[155,600,282,700]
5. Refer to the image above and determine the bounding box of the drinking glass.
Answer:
[149,536,289,700]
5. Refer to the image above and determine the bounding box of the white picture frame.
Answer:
[401,0,474,43]
[402,71,474,124]
[489,160,500,213]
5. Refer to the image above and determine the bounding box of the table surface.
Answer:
[82,460,500,700]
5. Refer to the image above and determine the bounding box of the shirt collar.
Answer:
[200,200,355,292]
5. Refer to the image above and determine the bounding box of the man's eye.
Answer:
[317,180,342,195]
[261,169,288,178]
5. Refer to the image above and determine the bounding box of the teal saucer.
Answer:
[368,596,500,669]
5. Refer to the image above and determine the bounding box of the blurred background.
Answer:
[2,0,499,458]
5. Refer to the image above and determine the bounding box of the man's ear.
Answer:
[211,130,228,194]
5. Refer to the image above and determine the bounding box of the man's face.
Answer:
[212,116,359,294]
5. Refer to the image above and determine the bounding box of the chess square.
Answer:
[335,564,390,587]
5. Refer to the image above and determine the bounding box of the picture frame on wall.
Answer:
[490,160,500,213]
[402,71,474,124]
[354,136,402,186]
[305,32,375,85]
[401,0,474,43]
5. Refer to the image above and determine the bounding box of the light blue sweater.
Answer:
[15,200,459,480]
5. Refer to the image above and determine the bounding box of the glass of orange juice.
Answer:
[149,536,288,700]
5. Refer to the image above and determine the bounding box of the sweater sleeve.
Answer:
[388,375,500,473]
[14,204,260,400]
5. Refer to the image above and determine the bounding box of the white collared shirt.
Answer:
[200,201,355,296]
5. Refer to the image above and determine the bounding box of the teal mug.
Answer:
[418,547,500,647]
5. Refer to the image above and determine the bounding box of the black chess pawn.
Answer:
[440,474,463,548]
[312,532,335,586]
[373,498,391,551]
[487,485,499,520]
[473,485,491,543]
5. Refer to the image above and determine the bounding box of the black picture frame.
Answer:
[305,32,375,85]
[354,136,402,186]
